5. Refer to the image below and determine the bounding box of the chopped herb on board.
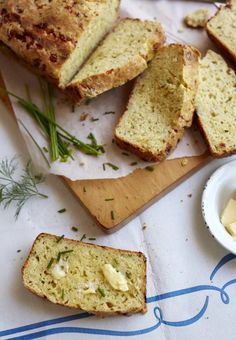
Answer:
[71,226,79,232]
[111,210,115,220]
[80,234,86,242]
[88,237,96,241]
[83,187,87,193]
[71,104,75,113]
[105,198,114,201]
[122,152,129,156]
[103,163,119,171]
[57,208,66,213]
[90,117,99,122]
[130,162,138,166]
[145,166,154,172]
[103,111,115,115]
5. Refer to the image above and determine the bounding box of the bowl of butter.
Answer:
[202,159,236,254]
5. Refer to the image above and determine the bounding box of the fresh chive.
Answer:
[113,258,119,265]
[56,235,65,243]
[97,287,105,297]
[87,133,105,153]
[17,249,21,253]
[111,210,115,220]
[57,208,66,213]
[103,163,119,171]
[71,104,75,113]
[47,258,54,269]
[43,146,48,153]
[88,237,96,241]
[83,187,86,193]
[126,271,132,279]
[71,226,78,232]
[122,152,129,156]
[103,111,115,115]
[103,163,106,171]
[80,234,86,242]
[112,139,115,144]
[130,162,138,166]
[105,198,114,201]
[57,249,73,262]
[61,289,65,300]
[145,166,154,172]
[90,117,99,122]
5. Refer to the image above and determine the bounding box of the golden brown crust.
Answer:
[206,2,236,64]
[66,19,166,104]
[115,44,200,162]
[22,233,147,316]
[0,0,119,85]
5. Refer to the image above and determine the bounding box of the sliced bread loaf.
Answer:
[22,233,147,316]
[0,0,120,87]
[196,50,236,157]
[66,18,165,104]
[207,1,236,63]
[115,44,200,162]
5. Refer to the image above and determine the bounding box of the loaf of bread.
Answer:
[207,0,236,63]
[66,18,165,104]
[184,8,209,28]
[196,50,236,157]
[115,44,200,162]
[22,233,147,316]
[0,0,120,88]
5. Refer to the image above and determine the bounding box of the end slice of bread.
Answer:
[196,50,236,157]
[206,1,236,64]
[22,233,147,316]
[115,44,200,162]
[66,18,165,104]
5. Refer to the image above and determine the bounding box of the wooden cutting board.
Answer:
[0,73,210,233]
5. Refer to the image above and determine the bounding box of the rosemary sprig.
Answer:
[0,157,48,219]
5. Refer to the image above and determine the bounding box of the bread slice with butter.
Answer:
[22,233,147,316]
[196,50,236,157]
[66,18,165,104]
[0,0,120,88]
[115,44,200,161]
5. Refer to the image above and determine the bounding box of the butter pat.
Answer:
[226,221,236,236]
[51,259,68,280]
[221,198,236,226]
[102,264,128,292]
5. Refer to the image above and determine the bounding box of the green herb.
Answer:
[112,139,115,144]
[36,255,40,261]
[83,187,86,193]
[43,147,48,153]
[130,162,138,166]
[111,210,115,220]
[61,289,65,300]
[56,249,73,262]
[90,117,99,122]
[97,287,105,297]
[85,99,91,105]
[122,152,129,156]
[71,104,75,113]
[103,163,119,171]
[57,208,66,213]
[80,234,86,242]
[145,166,154,172]
[17,249,21,253]
[56,235,65,243]
[71,226,78,232]
[113,258,119,266]
[126,271,132,279]
[47,258,54,269]
[8,87,103,161]
[87,133,105,154]
[104,198,114,201]
[103,111,115,115]
[88,237,96,241]
[0,158,48,219]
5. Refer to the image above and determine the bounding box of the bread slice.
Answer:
[22,233,147,316]
[184,9,209,28]
[207,1,236,64]
[115,44,200,162]
[196,50,236,157]
[0,0,120,88]
[66,18,165,104]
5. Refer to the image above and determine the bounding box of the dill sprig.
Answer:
[7,83,103,161]
[0,157,48,219]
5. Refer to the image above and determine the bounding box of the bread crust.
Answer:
[206,2,236,64]
[67,19,166,104]
[22,233,147,316]
[115,44,200,162]
[0,0,120,86]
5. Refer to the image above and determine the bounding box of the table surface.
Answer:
[1,1,236,339]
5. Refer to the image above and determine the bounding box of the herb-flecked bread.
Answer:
[66,18,165,104]
[0,0,120,88]
[22,233,147,316]
[207,0,236,64]
[115,44,200,162]
[196,50,236,157]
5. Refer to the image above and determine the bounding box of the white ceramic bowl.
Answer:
[202,159,236,254]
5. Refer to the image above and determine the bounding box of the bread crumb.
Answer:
[184,9,209,28]
[80,113,89,121]
[181,158,188,166]
[177,26,184,33]
[79,161,85,166]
